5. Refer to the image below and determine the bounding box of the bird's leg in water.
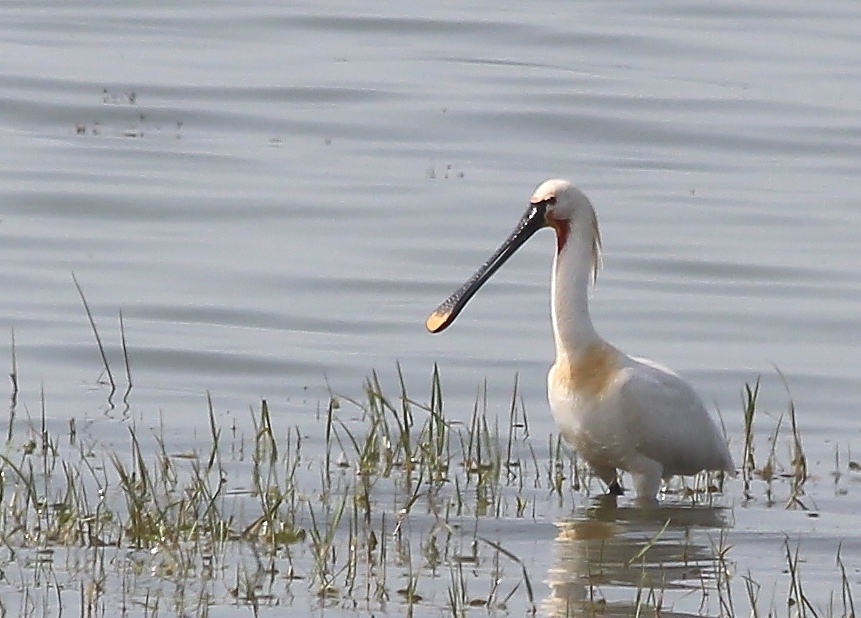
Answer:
[594,465,623,495]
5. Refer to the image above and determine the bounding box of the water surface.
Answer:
[1,0,860,615]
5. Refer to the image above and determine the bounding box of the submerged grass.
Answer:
[0,361,856,617]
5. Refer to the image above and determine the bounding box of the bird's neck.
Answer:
[550,231,602,359]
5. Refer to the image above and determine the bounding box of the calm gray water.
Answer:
[3,0,859,440]
[1,0,860,614]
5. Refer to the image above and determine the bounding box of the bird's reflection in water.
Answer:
[544,496,731,618]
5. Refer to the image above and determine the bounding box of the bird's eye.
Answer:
[547,196,557,206]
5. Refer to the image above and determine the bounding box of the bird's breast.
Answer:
[549,342,621,400]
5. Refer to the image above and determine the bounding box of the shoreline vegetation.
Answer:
[0,349,857,617]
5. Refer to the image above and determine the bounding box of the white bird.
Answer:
[426,179,735,505]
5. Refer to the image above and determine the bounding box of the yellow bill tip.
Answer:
[425,310,450,333]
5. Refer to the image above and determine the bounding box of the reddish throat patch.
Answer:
[547,215,569,254]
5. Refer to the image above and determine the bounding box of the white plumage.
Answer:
[427,179,735,505]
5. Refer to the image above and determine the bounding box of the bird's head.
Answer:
[529,179,601,267]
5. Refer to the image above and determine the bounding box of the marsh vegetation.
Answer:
[0,358,857,618]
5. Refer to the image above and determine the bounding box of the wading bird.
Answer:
[426,179,735,505]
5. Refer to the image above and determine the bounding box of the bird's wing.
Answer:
[616,357,731,476]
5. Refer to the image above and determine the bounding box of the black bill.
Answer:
[426,201,547,333]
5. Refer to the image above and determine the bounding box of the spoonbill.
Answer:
[426,179,735,504]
